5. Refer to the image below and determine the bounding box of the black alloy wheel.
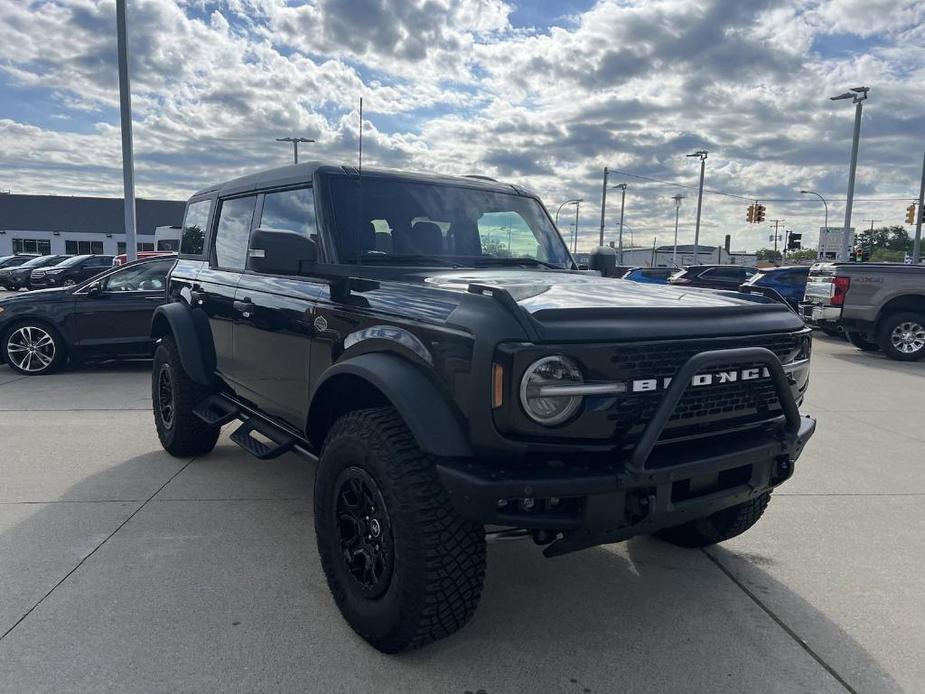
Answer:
[156,363,176,430]
[333,467,394,598]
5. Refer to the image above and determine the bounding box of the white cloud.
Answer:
[0,0,922,252]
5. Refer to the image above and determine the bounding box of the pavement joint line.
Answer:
[0,455,197,643]
[148,496,311,502]
[0,499,145,505]
[0,408,150,412]
[775,492,925,497]
[0,376,30,388]
[702,548,858,694]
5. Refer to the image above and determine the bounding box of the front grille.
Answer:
[604,333,801,446]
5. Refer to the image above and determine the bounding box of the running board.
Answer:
[192,395,241,427]
[230,418,295,460]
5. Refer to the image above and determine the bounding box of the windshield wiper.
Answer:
[472,256,563,270]
[349,254,461,268]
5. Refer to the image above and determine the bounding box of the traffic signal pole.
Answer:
[914,150,924,264]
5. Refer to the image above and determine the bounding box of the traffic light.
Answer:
[746,205,754,223]
[906,204,916,224]
[754,204,766,223]
[787,233,802,250]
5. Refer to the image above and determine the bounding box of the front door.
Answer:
[67,258,175,354]
[232,186,321,427]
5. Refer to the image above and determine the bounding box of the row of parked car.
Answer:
[0,252,178,291]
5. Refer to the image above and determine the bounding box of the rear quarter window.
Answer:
[179,198,213,257]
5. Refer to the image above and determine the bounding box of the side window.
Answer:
[180,199,213,257]
[213,196,257,271]
[259,187,316,240]
[103,260,174,292]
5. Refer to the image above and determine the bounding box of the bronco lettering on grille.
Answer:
[631,366,771,393]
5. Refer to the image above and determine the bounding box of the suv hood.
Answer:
[425,270,803,340]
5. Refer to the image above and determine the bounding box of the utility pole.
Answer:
[863,219,881,259]
[276,137,315,164]
[914,150,925,264]
[573,199,581,253]
[115,0,137,262]
[687,150,708,262]
[770,219,784,258]
[671,194,684,267]
[830,86,870,261]
[598,167,608,247]
[651,237,657,267]
[616,184,627,264]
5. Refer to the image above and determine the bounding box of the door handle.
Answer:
[144,296,163,302]
[233,298,252,317]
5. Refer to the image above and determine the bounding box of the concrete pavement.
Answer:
[0,336,922,693]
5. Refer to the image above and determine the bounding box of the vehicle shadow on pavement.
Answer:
[0,454,904,694]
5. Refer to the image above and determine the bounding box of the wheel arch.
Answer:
[876,294,925,331]
[307,352,473,458]
[150,302,216,386]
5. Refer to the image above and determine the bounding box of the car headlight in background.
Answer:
[519,355,585,425]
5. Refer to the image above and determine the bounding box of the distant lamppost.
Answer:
[554,199,581,227]
[671,194,684,267]
[800,190,829,258]
[275,136,315,164]
[830,86,870,261]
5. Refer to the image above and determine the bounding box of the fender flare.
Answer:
[150,302,215,387]
[308,352,473,458]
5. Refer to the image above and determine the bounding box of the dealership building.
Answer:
[0,194,186,257]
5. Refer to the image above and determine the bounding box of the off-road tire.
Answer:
[2,320,67,375]
[655,492,772,548]
[152,336,219,457]
[314,407,486,653]
[877,312,925,362]
[846,330,879,352]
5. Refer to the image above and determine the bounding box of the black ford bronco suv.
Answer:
[151,163,816,652]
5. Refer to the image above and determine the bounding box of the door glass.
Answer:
[259,188,316,240]
[180,199,212,256]
[103,260,173,292]
[213,197,256,270]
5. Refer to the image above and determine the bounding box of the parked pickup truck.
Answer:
[802,262,925,360]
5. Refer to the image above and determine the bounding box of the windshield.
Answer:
[53,255,92,268]
[329,177,572,268]
[20,255,59,268]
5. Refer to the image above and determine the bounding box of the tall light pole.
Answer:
[615,184,627,264]
[671,194,684,267]
[598,167,609,247]
[115,0,137,262]
[555,199,581,228]
[913,151,924,264]
[573,199,581,253]
[800,190,828,258]
[276,136,315,164]
[687,150,708,263]
[830,86,869,261]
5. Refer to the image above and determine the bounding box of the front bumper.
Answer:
[438,346,817,556]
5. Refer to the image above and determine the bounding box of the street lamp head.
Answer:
[611,183,627,190]
[686,150,708,159]
[850,86,870,94]
[830,92,854,101]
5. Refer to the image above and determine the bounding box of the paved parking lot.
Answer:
[0,333,922,693]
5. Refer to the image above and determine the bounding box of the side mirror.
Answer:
[248,228,317,275]
[86,281,102,297]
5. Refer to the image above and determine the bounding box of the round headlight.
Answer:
[519,356,584,426]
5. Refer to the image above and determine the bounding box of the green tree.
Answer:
[857,225,911,255]
[785,248,818,261]
[756,248,782,263]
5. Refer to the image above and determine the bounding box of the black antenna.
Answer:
[358,97,363,176]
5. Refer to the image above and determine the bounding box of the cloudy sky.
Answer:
[1,0,923,252]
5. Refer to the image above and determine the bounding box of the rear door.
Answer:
[201,194,258,387]
[233,186,323,426]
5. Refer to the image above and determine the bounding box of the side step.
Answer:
[230,418,295,460]
[192,395,241,427]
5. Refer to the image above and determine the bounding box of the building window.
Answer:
[12,239,51,255]
[117,242,156,254]
[64,240,104,255]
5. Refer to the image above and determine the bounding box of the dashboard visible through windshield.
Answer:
[328,176,572,268]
